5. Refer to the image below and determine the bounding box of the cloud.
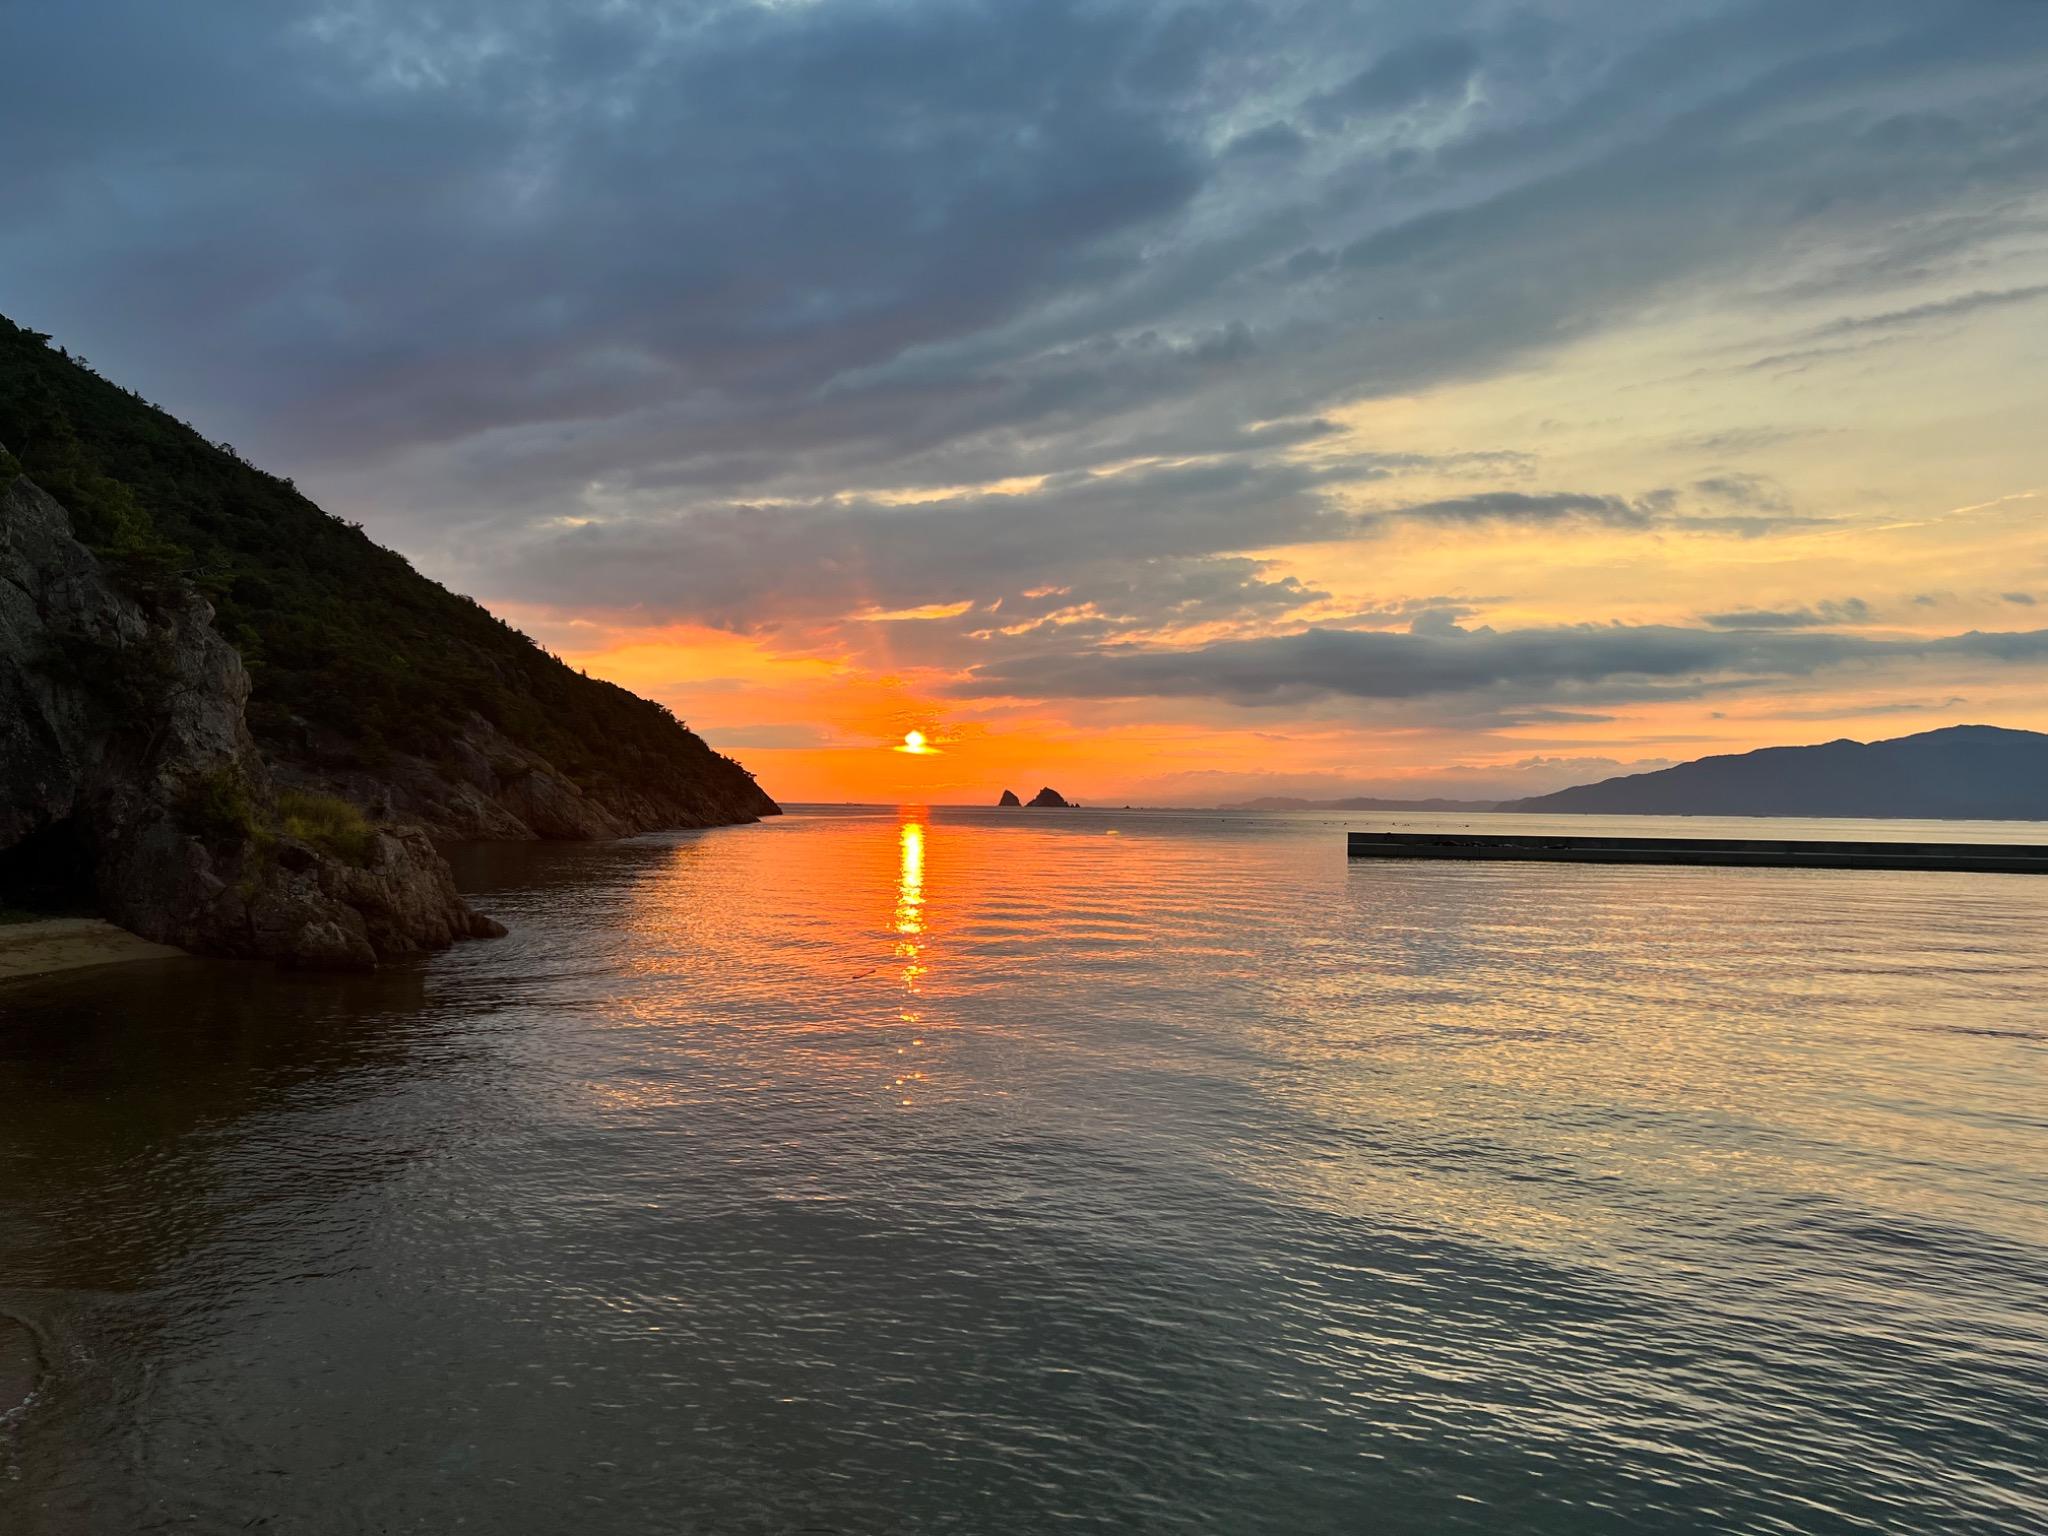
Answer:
[1353,487,1818,538]
[1691,474,1790,511]
[1371,491,1664,529]
[1762,696,1968,721]
[1804,282,2048,342]
[491,456,1827,648]
[1307,34,1480,127]
[9,0,2045,517]
[497,454,1345,631]
[956,621,2048,709]
[1701,598,1872,629]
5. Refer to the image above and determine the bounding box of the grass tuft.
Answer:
[276,791,377,867]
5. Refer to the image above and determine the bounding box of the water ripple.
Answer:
[1,807,2043,1533]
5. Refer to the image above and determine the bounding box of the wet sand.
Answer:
[0,918,185,981]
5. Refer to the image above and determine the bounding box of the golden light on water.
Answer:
[895,819,925,937]
[894,817,929,1017]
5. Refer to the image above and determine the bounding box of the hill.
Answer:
[0,314,775,838]
[1502,726,2048,820]
[2,313,774,967]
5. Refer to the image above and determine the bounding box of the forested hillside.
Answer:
[0,313,775,834]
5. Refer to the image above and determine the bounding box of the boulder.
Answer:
[1027,786,1073,808]
[997,789,1022,807]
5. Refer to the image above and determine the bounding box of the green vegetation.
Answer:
[0,313,765,818]
[33,630,177,729]
[174,768,262,852]
[277,790,377,866]
[172,774,376,866]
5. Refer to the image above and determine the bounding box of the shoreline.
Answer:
[0,917,186,983]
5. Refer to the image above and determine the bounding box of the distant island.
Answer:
[993,787,1075,807]
[1500,725,2048,820]
[1,314,776,969]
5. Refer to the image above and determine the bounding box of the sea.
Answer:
[2,806,2044,1534]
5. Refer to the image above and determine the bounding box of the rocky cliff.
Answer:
[2,465,503,968]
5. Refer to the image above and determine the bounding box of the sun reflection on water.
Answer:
[895,819,925,938]
[894,816,929,1002]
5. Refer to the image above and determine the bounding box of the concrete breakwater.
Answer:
[1346,831,2048,874]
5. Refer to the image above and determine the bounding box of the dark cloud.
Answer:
[1701,598,1872,629]
[1804,282,2048,341]
[956,621,2048,708]
[1692,474,1790,511]
[1372,491,1663,529]
[1307,34,1480,127]
[4,0,1216,464]
[1353,487,1818,538]
[9,0,2043,497]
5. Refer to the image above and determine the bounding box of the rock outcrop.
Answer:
[1027,786,1073,808]
[1,464,502,968]
[997,789,1022,807]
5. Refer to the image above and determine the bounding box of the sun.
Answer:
[894,729,939,755]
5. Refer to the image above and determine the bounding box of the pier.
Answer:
[1346,830,2048,874]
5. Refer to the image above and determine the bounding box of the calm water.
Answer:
[2,807,2045,1534]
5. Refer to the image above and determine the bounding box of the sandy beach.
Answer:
[0,918,186,982]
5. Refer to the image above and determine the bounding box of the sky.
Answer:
[6,0,2048,805]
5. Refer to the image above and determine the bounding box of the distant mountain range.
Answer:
[1500,725,2048,820]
